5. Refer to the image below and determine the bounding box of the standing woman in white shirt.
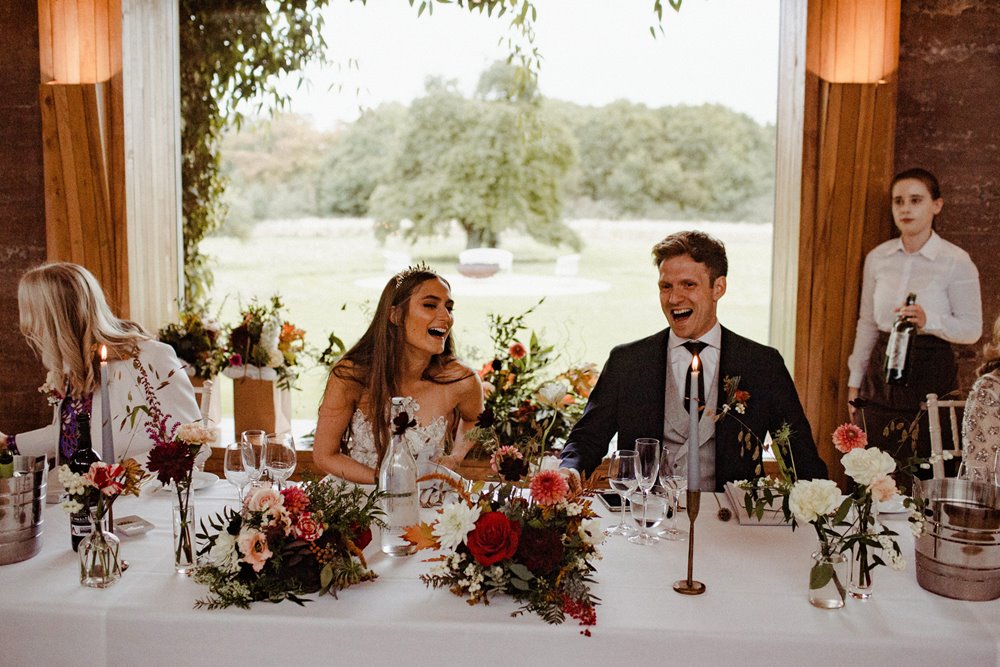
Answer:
[847,168,982,460]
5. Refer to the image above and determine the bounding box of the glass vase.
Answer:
[79,515,123,588]
[809,545,847,609]
[849,544,875,599]
[172,482,196,575]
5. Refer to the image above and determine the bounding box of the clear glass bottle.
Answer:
[379,397,419,557]
[885,292,917,385]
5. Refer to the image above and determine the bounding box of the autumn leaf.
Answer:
[401,522,438,551]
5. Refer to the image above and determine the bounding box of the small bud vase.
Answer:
[809,544,847,609]
[80,515,123,588]
[172,480,196,575]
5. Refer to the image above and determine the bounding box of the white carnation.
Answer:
[788,479,842,523]
[433,502,481,551]
[842,448,896,486]
[175,422,218,446]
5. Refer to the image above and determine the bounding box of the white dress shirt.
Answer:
[848,232,982,388]
[668,322,722,404]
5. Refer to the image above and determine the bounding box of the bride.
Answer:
[312,265,484,484]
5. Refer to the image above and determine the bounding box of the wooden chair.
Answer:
[926,392,966,479]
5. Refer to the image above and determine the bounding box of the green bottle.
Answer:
[0,445,13,479]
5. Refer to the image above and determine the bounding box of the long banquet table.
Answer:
[3,480,999,666]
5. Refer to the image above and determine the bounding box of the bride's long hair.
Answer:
[18,262,149,398]
[332,266,469,461]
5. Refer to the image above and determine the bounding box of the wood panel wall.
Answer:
[795,1,900,487]
[0,1,51,435]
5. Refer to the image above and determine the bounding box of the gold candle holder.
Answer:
[673,489,706,595]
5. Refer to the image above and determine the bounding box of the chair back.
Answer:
[926,392,966,478]
[193,379,213,421]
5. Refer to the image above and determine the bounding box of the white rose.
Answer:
[842,448,896,486]
[788,479,842,524]
[209,531,241,574]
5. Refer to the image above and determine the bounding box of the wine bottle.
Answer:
[378,397,419,557]
[0,444,13,479]
[68,413,102,551]
[885,293,918,386]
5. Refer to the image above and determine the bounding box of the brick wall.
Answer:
[0,1,50,435]
[895,0,1000,389]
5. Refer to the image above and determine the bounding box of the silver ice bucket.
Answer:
[914,477,1000,601]
[0,455,47,565]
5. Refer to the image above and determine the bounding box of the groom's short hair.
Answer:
[651,231,728,283]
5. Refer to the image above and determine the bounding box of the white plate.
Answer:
[192,471,219,491]
[877,494,908,514]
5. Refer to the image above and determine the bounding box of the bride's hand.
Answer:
[436,454,462,472]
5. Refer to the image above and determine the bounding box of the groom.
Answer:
[560,231,827,491]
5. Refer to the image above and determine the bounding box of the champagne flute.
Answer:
[629,438,660,546]
[223,442,250,504]
[241,430,266,485]
[658,446,688,541]
[264,432,296,490]
[605,450,639,537]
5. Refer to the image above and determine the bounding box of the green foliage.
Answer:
[368,72,579,250]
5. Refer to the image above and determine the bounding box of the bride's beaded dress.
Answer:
[345,397,448,468]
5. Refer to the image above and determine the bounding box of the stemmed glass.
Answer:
[628,438,660,545]
[658,446,688,541]
[241,430,266,486]
[264,433,297,490]
[605,450,639,537]
[223,442,250,504]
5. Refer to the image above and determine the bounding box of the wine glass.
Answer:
[957,458,998,486]
[605,450,639,537]
[223,442,250,504]
[658,446,688,541]
[628,438,660,545]
[241,430,266,485]
[264,432,297,490]
[628,489,667,544]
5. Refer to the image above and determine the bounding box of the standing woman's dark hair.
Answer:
[332,265,468,462]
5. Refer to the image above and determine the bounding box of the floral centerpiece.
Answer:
[223,296,307,390]
[404,470,602,630]
[60,459,147,587]
[467,304,597,468]
[194,479,383,609]
[157,305,226,380]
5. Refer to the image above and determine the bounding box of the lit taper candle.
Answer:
[687,353,700,491]
[99,345,114,463]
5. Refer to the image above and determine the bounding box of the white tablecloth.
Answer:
[3,483,999,666]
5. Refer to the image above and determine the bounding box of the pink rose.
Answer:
[832,423,867,454]
[869,474,897,503]
[293,512,324,542]
[237,528,272,572]
[246,487,283,513]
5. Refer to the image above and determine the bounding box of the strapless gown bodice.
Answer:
[346,397,448,468]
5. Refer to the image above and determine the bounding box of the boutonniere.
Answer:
[38,371,65,407]
[720,375,750,415]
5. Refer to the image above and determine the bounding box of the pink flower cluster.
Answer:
[236,486,328,572]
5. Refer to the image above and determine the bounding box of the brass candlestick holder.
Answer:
[673,489,706,595]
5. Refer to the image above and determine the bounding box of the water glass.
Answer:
[223,442,250,503]
[605,450,639,537]
[265,433,297,489]
[628,490,667,545]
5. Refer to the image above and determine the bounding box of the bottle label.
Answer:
[886,329,912,372]
[71,513,94,538]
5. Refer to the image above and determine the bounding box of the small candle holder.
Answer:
[673,489,706,595]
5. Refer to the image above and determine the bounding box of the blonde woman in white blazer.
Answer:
[0,263,200,468]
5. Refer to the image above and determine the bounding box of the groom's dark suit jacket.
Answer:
[561,326,828,491]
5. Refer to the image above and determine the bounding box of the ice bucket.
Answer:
[0,455,47,565]
[914,477,1000,601]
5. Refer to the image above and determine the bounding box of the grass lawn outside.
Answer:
[202,218,773,423]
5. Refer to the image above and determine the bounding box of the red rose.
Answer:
[292,512,324,542]
[350,522,373,550]
[466,512,521,566]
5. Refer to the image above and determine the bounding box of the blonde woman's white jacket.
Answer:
[15,340,201,463]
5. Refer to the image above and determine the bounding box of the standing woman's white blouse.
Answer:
[847,231,982,388]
